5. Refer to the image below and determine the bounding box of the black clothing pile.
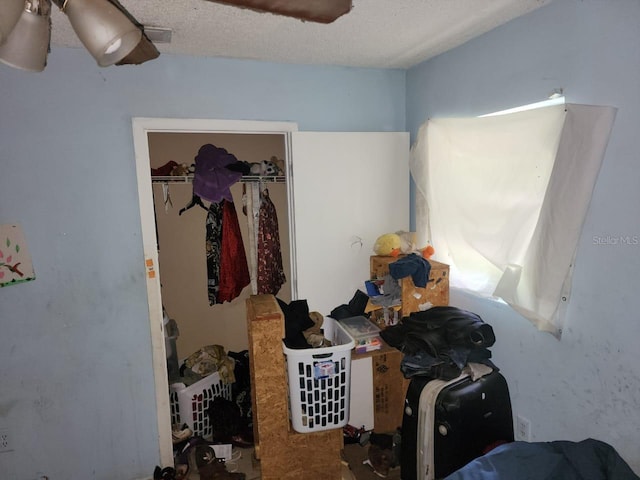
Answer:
[278,298,316,349]
[205,350,255,449]
[227,350,253,437]
[381,306,497,380]
[329,289,369,320]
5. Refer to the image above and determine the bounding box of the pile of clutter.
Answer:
[155,317,255,480]
[344,425,403,478]
[152,424,246,480]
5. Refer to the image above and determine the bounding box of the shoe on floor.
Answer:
[153,466,177,480]
[172,423,193,444]
[195,445,246,480]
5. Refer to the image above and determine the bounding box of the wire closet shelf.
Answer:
[151,175,286,184]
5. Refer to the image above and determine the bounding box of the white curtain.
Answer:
[410,103,616,337]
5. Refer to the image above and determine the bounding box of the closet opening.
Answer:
[132,118,299,466]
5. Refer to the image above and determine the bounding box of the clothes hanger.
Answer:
[179,194,208,216]
[259,178,269,199]
[162,183,173,212]
[242,183,247,216]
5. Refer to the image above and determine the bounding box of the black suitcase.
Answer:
[401,370,514,480]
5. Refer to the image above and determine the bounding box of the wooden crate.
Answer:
[370,255,450,317]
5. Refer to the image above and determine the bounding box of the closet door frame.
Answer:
[131,117,298,466]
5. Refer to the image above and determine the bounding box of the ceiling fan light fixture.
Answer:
[143,26,172,44]
[0,0,52,72]
[0,0,27,46]
[62,0,142,67]
[104,37,122,55]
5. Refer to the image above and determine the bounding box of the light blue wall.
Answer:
[407,0,640,472]
[0,48,406,480]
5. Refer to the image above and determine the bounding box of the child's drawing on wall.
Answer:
[0,224,35,287]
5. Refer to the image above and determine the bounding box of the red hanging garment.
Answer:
[217,200,250,303]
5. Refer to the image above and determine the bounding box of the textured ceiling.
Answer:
[50,0,552,69]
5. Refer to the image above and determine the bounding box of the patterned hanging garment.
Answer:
[257,188,286,294]
[244,182,260,294]
[218,199,251,303]
[206,201,224,305]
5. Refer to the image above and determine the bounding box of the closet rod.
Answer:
[151,175,285,184]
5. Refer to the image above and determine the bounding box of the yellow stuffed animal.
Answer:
[373,233,402,257]
[374,231,435,259]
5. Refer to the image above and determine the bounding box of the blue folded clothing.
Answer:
[388,253,431,287]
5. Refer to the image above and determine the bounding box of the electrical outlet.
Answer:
[0,428,12,453]
[515,415,531,441]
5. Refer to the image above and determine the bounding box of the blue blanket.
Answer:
[445,439,639,480]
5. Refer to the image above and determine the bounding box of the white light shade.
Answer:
[63,0,142,67]
[0,0,26,45]
[0,0,51,72]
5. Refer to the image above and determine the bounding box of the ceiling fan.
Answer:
[0,0,352,72]
[210,0,352,24]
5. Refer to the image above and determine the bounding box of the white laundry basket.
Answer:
[282,317,355,433]
[169,371,233,439]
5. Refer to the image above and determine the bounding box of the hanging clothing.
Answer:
[244,183,261,294]
[206,201,224,305]
[256,188,286,295]
[218,200,251,303]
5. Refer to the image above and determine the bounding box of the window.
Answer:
[410,103,616,337]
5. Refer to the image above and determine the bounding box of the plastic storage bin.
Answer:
[339,315,383,354]
[282,317,355,433]
[338,315,381,342]
[169,371,233,439]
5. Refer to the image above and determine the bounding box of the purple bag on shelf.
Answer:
[192,144,243,203]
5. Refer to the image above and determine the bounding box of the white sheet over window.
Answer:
[411,104,616,337]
